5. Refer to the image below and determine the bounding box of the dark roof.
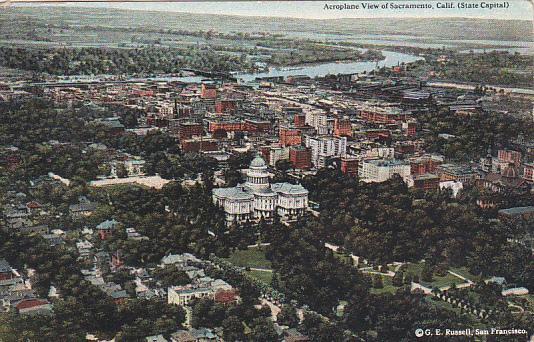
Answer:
[0,259,12,273]
[498,206,534,217]
[69,202,97,212]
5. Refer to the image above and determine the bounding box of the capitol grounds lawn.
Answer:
[448,266,482,283]
[369,276,398,295]
[245,269,274,284]
[224,246,272,270]
[333,250,353,265]
[403,262,468,289]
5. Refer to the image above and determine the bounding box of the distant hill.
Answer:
[2,6,532,43]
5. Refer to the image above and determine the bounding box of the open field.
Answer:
[403,262,467,289]
[370,276,398,295]
[224,246,272,270]
[245,270,273,284]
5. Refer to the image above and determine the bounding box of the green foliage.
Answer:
[222,315,245,342]
[153,265,191,288]
[421,263,434,283]
[248,317,278,342]
[265,220,370,315]
[0,46,257,75]
[372,274,384,289]
[420,108,534,162]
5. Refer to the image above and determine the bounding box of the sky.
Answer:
[14,1,534,20]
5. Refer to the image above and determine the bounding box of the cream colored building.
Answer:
[213,155,309,223]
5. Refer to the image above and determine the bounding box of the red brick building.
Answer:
[208,120,243,133]
[403,121,417,137]
[410,155,444,176]
[412,174,440,191]
[360,108,411,124]
[0,259,14,281]
[260,146,271,162]
[178,122,204,140]
[289,146,311,170]
[294,114,306,127]
[340,157,358,176]
[333,118,352,137]
[201,83,217,99]
[279,127,302,146]
[364,129,391,140]
[524,163,534,182]
[215,99,238,114]
[181,138,218,153]
[244,119,271,133]
[498,149,522,166]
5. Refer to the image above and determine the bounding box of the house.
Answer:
[168,286,213,306]
[0,259,15,281]
[15,298,53,315]
[170,330,196,342]
[485,276,506,286]
[76,240,94,259]
[214,288,239,305]
[25,201,42,214]
[69,197,97,217]
[145,335,168,342]
[42,234,64,247]
[190,328,218,341]
[498,206,534,220]
[96,219,119,240]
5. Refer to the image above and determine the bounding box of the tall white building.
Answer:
[213,156,309,223]
[304,135,347,168]
[359,159,411,183]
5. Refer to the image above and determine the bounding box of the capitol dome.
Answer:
[250,155,267,169]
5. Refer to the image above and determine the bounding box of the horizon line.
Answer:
[11,3,534,21]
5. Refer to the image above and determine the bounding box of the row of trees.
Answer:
[0,46,257,75]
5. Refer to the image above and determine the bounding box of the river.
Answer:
[136,50,423,84]
[236,50,423,82]
[38,50,423,85]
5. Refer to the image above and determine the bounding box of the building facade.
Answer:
[212,156,309,223]
[304,135,347,168]
[359,159,411,183]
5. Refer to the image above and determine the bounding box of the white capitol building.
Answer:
[213,155,309,223]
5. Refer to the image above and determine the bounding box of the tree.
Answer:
[372,274,384,289]
[248,317,278,342]
[275,159,291,172]
[421,263,434,283]
[277,305,299,327]
[222,316,245,342]
[392,271,403,287]
[116,163,128,178]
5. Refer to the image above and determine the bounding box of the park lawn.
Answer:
[370,276,398,295]
[449,267,481,283]
[246,269,273,284]
[403,262,466,289]
[333,251,352,265]
[225,246,272,269]
[425,273,466,289]
[403,262,424,275]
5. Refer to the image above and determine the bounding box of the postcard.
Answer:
[0,1,532,341]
